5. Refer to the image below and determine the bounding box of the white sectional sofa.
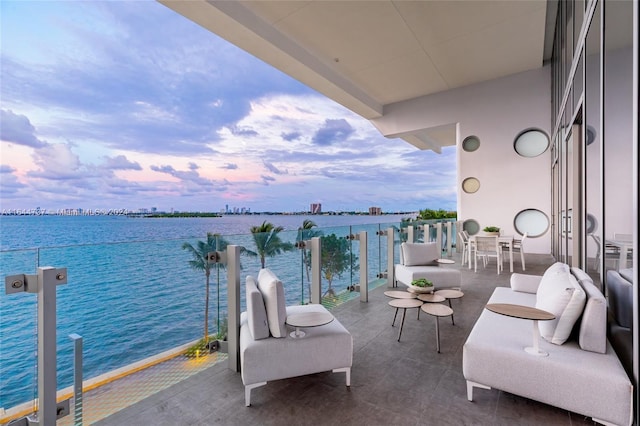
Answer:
[395,242,461,289]
[240,269,353,406]
[463,263,633,426]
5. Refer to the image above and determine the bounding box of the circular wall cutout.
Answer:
[514,209,549,237]
[462,136,480,152]
[586,213,598,234]
[462,177,480,193]
[514,129,549,157]
[586,126,597,145]
[463,219,480,236]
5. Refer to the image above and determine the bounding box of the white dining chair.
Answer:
[458,231,470,267]
[474,236,502,274]
[510,232,528,271]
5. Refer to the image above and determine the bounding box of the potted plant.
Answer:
[483,226,500,236]
[409,278,435,293]
[213,317,228,353]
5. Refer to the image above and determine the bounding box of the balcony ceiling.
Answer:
[160,0,551,151]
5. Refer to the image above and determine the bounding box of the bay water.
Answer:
[0,214,409,409]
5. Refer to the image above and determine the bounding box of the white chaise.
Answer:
[240,269,353,406]
[463,263,633,426]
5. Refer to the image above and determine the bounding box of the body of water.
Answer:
[0,214,412,409]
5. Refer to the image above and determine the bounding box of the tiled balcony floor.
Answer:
[96,253,598,426]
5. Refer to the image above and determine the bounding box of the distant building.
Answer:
[369,206,382,215]
[310,203,322,214]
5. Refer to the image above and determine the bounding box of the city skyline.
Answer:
[0,2,456,213]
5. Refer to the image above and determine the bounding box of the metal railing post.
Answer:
[446,222,453,256]
[359,231,368,303]
[5,267,70,425]
[310,237,321,304]
[226,245,241,372]
[423,224,431,242]
[387,228,395,288]
[69,334,83,426]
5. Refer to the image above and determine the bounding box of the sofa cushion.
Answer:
[246,276,270,340]
[571,267,607,353]
[400,242,439,266]
[257,268,287,338]
[535,264,586,345]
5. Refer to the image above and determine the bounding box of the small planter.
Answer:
[217,339,228,354]
[483,232,500,236]
[408,284,435,294]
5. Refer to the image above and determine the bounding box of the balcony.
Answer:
[1,222,589,425]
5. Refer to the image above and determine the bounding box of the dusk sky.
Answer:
[0,1,456,213]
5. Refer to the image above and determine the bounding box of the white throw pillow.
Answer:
[535,264,586,345]
[257,268,287,338]
[401,242,439,266]
[246,276,270,340]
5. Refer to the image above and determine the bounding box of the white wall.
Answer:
[373,67,552,253]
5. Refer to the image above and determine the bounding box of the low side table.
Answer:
[436,258,455,264]
[434,289,464,325]
[416,293,445,320]
[388,298,423,342]
[421,303,454,353]
[384,290,417,299]
[485,303,555,356]
[286,311,334,339]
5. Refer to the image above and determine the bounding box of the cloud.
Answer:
[0,110,48,148]
[103,155,142,170]
[230,126,259,137]
[150,163,228,192]
[220,163,238,170]
[261,175,275,185]
[188,162,199,170]
[281,131,301,141]
[28,143,83,180]
[311,119,354,146]
[0,165,16,173]
[263,161,287,175]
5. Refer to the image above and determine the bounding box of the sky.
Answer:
[0,1,456,214]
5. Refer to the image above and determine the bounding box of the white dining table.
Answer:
[606,238,633,270]
[469,235,515,273]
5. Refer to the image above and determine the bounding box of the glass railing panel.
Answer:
[0,248,39,423]
[34,238,231,424]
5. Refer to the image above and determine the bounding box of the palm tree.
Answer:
[320,233,358,297]
[245,221,294,268]
[182,232,229,341]
[297,219,323,302]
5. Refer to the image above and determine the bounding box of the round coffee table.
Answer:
[388,298,423,342]
[384,290,417,299]
[286,311,334,338]
[436,258,455,264]
[434,289,464,325]
[421,303,454,353]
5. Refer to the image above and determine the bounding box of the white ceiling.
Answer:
[160,0,550,150]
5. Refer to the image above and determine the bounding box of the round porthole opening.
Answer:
[463,219,480,236]
[513,209,549,237]
[514,129,549,158]
[462,177,480,194]
[462,136,480,152]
